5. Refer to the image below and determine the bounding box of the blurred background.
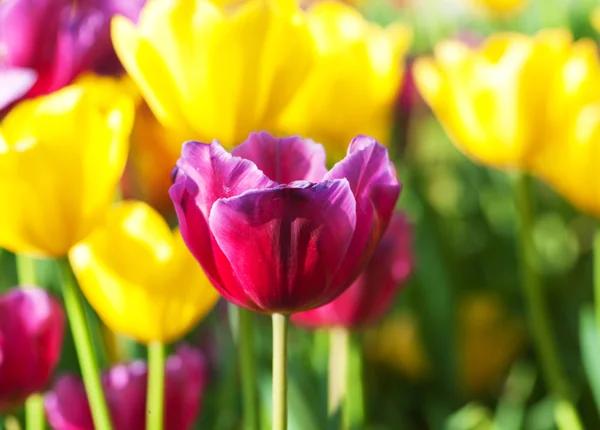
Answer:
[2,0,600,429]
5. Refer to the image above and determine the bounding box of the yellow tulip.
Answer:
[278,1,411,160]
[592,7,600,34]
[69,201,220,344]
[112,0,313,147]
[530,39,600,217]
[469,0,530,16]
[415,30,600,217]
[0,76,133,257]
[124,100,187,216]
[414,30,573,170]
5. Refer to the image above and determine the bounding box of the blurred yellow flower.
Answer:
[414,29,572,170]
[279,1,411,159]
[69,201,220,344]
[365,294,525,396]
[123,100,187,216]
[469,0,530,16]
[415,30,600,217]
[530,39,600,218]
[112,0,313,147]
[0,76,133,257]
[591,7,600,33]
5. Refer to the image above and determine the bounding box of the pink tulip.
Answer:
[0,287,64,412]
[292,212,413,328]
[0,0,146,108]
[45,345,207,430]
[170,132,401,314]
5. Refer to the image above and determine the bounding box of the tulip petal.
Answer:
[0,68,37,110]
[45,375,94,430]
[231,131,327,183]
[38,6,110,96]
[0,0,66,68]
[45,346,206,430]
[112,15,189,131]
[69,201,220,344]
[324,136,401,289]
[0,288,64,412]
[170,140,276,306]
[292,212,413,328]
[208,179,356,313]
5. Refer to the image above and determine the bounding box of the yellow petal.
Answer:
[111,15,191,133]
[469,0,531,16]
[69,201,220,344]
[0,76,133,257]
[532,38,600,218]
[414,32,572,169]
[113,0,313,148]
[279,1,411,160]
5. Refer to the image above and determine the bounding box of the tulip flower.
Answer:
[170,131,401,314]
[292,212,412,328]
[45,345,207,430]
[0,76,133,257]
[414,29,572,170]
[0,0,146,108]
[69,201,220,344]
[278,1,411,160]
[112,0,313,148]
[469,0,530,16]
[0,287,64,412]
[529,39,600,218]
[417,30,600,217]
[123,101,188,216]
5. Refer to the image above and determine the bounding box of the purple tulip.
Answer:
[170,132,401,314]
[0,287,64,412]
[0,0,145,108]
[292,212,413,328]
[45,345,207,430]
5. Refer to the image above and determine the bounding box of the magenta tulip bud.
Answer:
[292,212,413,328]
[45,345,207,430]
[170,132,402,314]
[0,287,64,412]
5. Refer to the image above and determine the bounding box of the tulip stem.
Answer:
[16,254,37,285]
[24,394,44,430]
[58,259,112,430]
[594,225,600,342]
[345,334,365,429]
[272,313,288,430]
[513,173,582,430]
[328,328,364,430]
[146,341,165,430]
[16,255,46,430]
[328,327,348,416]
[238,307,260,430]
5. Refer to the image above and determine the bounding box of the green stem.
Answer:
[16,254,37,285]
[328,327,348,416]
[58,259,112,430]
[16,255,44,430]
[146,342,165,430]
[272,313,288,430]
[345,334,364,430]
[594,225,600,341]
[513,173,582,430]
[238,307,260,430]
[25,394,44,430]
